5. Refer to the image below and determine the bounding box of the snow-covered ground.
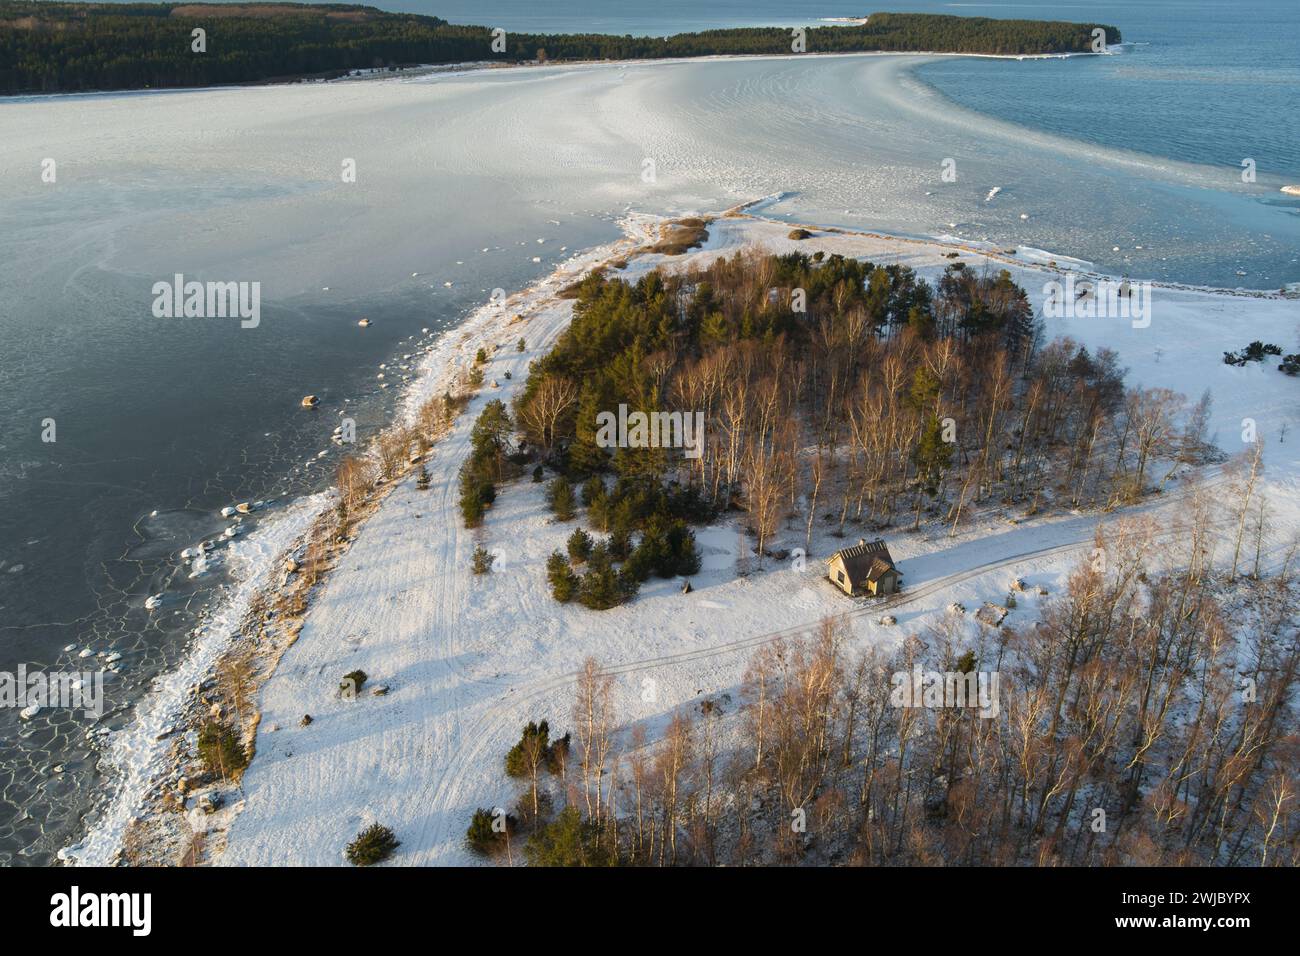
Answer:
[214,215,1300,866]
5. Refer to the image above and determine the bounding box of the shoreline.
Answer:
[0,46,1114,104]
[736,194,1297,299]
[61,214,656,866]
[64,202,1297,866]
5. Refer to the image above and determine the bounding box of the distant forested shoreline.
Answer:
[0,3,1121,95]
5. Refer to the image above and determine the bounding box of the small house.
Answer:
[826,538,901,597]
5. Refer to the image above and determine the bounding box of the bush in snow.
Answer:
[580,475,605,507]
[1223,341,1283,366]
[624,517,700,581]
[505,720,551,778]
[346,823,400,866]
[465,808,514,856]
[415,465,431,490]
[577,545,634,610]
[547,551,579,602]
[472,546,495,574]
[523,806,611,867]
[197,720,248,780]
[547,477,576,521]
[606,527,632,561]
[458,469,495,527]
[341,669,367,696]
[567,527,593,564]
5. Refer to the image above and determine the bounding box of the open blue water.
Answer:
[418,0,1300,181]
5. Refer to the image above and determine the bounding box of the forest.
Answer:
[475,519,1298,866]
[457,245,1295,865]
[0,3,1122,94]
[509,248,1215,558]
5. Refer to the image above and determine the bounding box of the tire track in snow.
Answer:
[419,470,1235,863]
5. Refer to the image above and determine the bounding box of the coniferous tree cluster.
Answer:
[0,3,1121,95]
[458,399,516,528]
[196,719,249,780]
[503,719,570,821]
[516,248,1210,567]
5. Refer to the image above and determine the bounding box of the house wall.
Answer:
[827,557,855,595]
[871,570,900,595]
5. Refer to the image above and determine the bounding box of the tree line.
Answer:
[0,3,1122,94]
[514,247,1214,572]
[473,507,1299,865]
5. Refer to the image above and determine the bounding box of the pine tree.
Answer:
[578,544,632,609]
[523,806,611,867]
[567,380,614,475]
[913,414,953,490]
[505,720,550,777]
[345,823,400,866]
[547,477,576,521]
[567,527,593,564]
[547,551,579,602]
[465,808,512,856]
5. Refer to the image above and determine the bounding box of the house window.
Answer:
[837,571,845,584]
